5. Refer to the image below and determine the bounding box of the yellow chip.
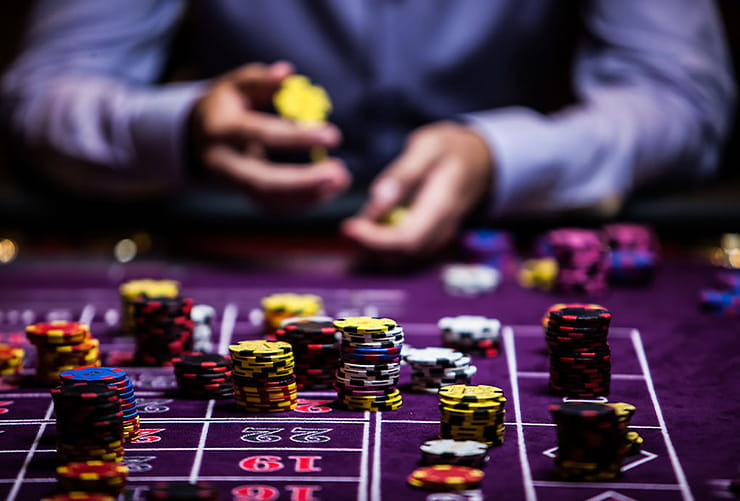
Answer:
[438,384,504,402]
[119,279,180,299]
[333,316,397,333]
[273,75,332,125]
[229,340,292,356]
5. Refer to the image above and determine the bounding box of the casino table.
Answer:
[0,252,738,501]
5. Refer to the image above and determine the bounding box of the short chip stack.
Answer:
[549,402,626,481]
[542,228,610,294]
[146,482,218,500]
[172,353,233,399]
[407,465,485,492]
[544,303,612,398]
[462,229,516,273]
[438,315,501,357]
[191,304,216,353]
[438,384,506,447]
[42,493,115,501]
[60,367,140,442]
[51,382,124,463]
[276,317,339,390]
[56,461,128,496]
[119,279,180,336]
[229,340,298,412]
[406,347,476,393]
[441,264,500,296]
[518,257,559,291]
[420,439,489,467]
[333,316,403,412]
[0,343,24,376]
[603,223,659,285]
[261,293,324,334]
[132,296,194,366]
[26,321,99,385]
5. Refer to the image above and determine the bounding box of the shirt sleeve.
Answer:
[464,0,736,217]
[1,0,205,195]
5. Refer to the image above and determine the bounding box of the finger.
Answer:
[361,134,441,220]
[230,61,295,107]
[206,145,351,195]
[239,111,342,149]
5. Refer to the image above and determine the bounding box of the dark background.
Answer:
[0,1,738,242]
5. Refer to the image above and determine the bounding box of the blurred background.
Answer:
[0,1,737,262]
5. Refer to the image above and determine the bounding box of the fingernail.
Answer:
[317,126,341,145]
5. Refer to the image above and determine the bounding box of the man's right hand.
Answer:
[189,61,351,208]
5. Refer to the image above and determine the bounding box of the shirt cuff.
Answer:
[129,81,207,185]
[463,106,566,217]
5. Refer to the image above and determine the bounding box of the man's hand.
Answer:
[342,122,494,255]
[189,61,351,208]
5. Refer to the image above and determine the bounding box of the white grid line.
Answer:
[217,303,238,356]
[6,401,54,501]
[79,303,95,325]
[517,371,646,380]
[189,399,215,482]
[357,420,370,501]
[631,329,694,501]
[371,412,382,501]
[504,326,537,501]
[532,480,681,490]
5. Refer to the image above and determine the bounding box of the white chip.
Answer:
[441,264,500,296]
[406,347,463,365]
[191,304,216,324]
[421,439,489,457]
[438,315,501,339]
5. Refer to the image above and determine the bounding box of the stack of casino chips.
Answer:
[60,367,140,442]
[56,461,129,496]
[420,439,489,467]
[51,382,124,463]
[42,493,115,501]
[518,257,559,291]
[406,347,476,393]
[333,316,403,412]
[261,293,324,334]
[132,296,194,366]
[549,402,627,481]
[700,265,740,317]
[0,343,24,376]
[191,304,216,353]
[26,321,100,385]
[608,401,643,456]
[438,315,501,357]
[438,384,506,447]
[146,482,218,500]
[275,317,339,390]
[407,464,485,492]
[119,279,180,336]
[603,223,659,284]
[544,303,612,398]
[171,353,233,399]
[462,229,516,273]
[229,340,298,412]
[441,264,501,296]
[542,228,610,294]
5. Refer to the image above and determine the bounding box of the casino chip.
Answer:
[60,367,140,442]
[544,303,612,398]
[229,340,298,412]
[438,315,501,357]
[407,464,485,492]
[462,229,516,272]
[131,295,195,366]
[51,382,125,463]
[261,293,324,334]
[518,258,558,291]
[191,304,216,353]
[603,223,659,285]
[441,264,500,297]
[333,316,403,412]
[276,317,339,390]
[42,493,115,501]
[0,343,24,377]
[406,347,476,393]
[57,461,128,495]
[146,482,218,500]
[26,321,99,386]
[438,384,506,447]
[539,228,610,294]
[171,353,233,399]
[119,279,180,336]
[549,402,627,481]
[420,439,489,467]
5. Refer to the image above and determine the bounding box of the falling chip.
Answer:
[0,239,18,264]
[114,238,137,263]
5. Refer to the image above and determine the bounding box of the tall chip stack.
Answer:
[60,367,140,442]
[0,343,24,377]
[406,347,476,392]
[51,382,124,463]
[549,402,627,481]
[544,303,612,398]
[132,296,194,366]
[261,293,324,335]
[333,316,403,412]
[438,315,501,357]
[438,384,506,447]
[542,228,610,294]
[119,279,180,336]
[229,340,298,412]
[275,317,339,390]
[603,223,659,284]
[26,321,100,386]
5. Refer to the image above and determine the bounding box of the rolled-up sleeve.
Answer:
[1,0,204,194]
[465,0,736,216]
